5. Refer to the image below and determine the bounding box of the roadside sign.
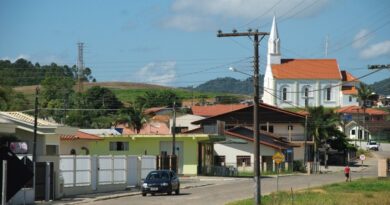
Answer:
[272,152,285,164]
[359,154,366,161]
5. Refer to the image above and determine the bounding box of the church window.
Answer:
[325,87,332,101]
[282,87,287,101]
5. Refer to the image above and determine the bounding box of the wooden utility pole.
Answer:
[217,29,269,205]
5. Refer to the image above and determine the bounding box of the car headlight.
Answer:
[161,182,169,186]
[142,183,148,188]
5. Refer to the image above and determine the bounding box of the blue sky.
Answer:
[1,0,389,87]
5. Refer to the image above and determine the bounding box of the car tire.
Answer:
[175,188,180,195]
[142,193,147,197]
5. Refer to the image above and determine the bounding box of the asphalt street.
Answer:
[82,157,377,205]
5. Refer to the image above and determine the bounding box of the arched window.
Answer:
[282,87,287,101]
[280,85,289,101]
[325,87,332,101]
[304,87,309,98]
[70,149,76,155]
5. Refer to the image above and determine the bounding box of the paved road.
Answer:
[84,158,377,205]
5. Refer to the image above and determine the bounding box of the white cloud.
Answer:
[136,61,176,85]
[162,0,330,31]
[360,40,390,59]
[160,14,215,32]
[352,29,370,48]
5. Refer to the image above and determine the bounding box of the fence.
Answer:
[59,155,156,196]
[203,161,293,176]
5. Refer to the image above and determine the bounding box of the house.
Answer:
[60,131,102,155]
[0,111,77,200]
[263,16,359,108]
[169,114,205,134]
[191,103,312,164]
[70,129,210,175]
[214,126,296,172]
[336,105,389,141]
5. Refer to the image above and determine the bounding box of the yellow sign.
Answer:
[272,152,285,164]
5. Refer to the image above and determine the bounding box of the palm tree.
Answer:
[115,107,149,134]
[356,82,374,143]
[307,106,342,171]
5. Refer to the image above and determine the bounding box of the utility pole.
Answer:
[172,101,176,156]
[218,29,269,205]
[32,86,39,202]
[32,86,39,163]
[77,42,84,93]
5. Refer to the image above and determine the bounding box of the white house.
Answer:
[169,114,205,133]
[263,17,359,108]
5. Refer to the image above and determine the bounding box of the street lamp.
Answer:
[230,66,261,203]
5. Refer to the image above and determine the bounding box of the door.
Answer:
[160,141,183,174]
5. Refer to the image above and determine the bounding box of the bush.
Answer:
[293,160,305,172]
[356,148,372,158]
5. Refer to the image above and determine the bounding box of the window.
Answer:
[109,141,129,151]
[260,125,274,133]
[325,87,331,101]
[288,125,293,131]
[351,130,356,135]
[214,155,226,166]
[46,145,58,155]
[349,96,352,102]
[237,156,251,167]
[282,87,287,101]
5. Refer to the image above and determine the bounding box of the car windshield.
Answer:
[146,171,169,180]
[369,141,377,145]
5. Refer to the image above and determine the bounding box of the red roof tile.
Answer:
[60,131,102,141]
[340,70,358,82]
[342,86,358,95]
[191,104,249,117]
[336,105,389,115]
[272,59,341,79]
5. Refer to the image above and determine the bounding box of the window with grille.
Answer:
[237,156,251,167]
[109,141,129,151]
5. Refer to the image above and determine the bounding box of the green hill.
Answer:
[192,76,264,95]
[370,77,390,95]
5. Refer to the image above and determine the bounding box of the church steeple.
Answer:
[267,16,281,64]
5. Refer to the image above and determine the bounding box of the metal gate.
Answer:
[35,162,54,200]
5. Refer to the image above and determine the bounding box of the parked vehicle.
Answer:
[142,170,180,196]
[366,140,379,151]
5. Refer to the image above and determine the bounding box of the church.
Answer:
[262,17,359,108]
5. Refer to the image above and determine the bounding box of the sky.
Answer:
[1,0,390,87]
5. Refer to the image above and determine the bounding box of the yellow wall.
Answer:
[88,134,208,175]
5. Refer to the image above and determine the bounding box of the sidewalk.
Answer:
[38,176,223,205]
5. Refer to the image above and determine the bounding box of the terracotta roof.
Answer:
[224,127,295,150]
[336,105,389,115]
[117,121,170,135]
[60,131,102,141]
[271,59,341,79]
[340,70,358,82]
[342,86,358,95]
[191,104,249,117]
[0,111,58,126]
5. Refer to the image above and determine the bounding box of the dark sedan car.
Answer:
[142,170,180,196]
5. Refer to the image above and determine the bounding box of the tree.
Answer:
[84,86,123,109]
[135,90,180,108]
[0,86,29,111]
[115,107,149,134]
[356,82,374,143]
[307,106,343,170]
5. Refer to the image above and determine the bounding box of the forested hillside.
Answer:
[193,76,264,95]
[0,58,95,86]
[370,77,390,95]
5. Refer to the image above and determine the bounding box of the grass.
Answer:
[226,178,390,205]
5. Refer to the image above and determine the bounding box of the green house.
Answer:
[87,134,211,175]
